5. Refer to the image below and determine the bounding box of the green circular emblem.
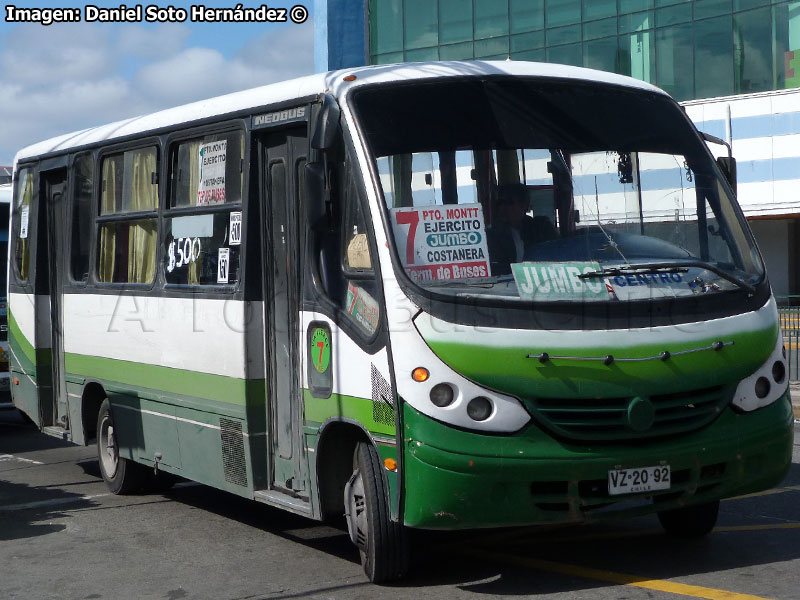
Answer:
[311,328,331,374]
[627,396,655,432]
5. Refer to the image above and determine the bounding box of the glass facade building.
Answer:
[368,0,800,101]
[313,0,800,297]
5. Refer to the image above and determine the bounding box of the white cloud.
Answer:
[0,21,314,165]
[117,24,192,59]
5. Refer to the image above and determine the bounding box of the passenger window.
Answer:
[318,154,380,337]
[97,146,158,284]
[13,168,33,281]
[169,131,244,207]
[164,131,244,286]
[71,155,93,282]
[343,179,373,272]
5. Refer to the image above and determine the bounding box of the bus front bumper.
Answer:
[401,392,794,530]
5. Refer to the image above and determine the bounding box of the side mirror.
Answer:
[716,156,737,196]
[305,162,326,228]
[699,131,737,196]
[310,93,341,151]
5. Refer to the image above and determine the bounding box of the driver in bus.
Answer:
[488,183,556,274]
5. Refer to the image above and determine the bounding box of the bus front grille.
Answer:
[527,385,731,442]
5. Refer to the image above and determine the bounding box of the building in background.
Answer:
[315,0,800,298]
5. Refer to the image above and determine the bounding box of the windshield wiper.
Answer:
[578,261,756,295]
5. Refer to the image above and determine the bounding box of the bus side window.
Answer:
[13,168,33,282]
[164,131,244,287]
[97,146,158,284]
[71,154,93,283]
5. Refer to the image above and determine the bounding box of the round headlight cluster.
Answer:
[467,397,493,421]
[425,381,495,422]
[772,360,786,384]
[429,383,455,407]
[754,376,770,399]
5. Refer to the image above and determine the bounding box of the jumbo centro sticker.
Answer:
[391,203,491,282]
[512,262,606,300]
[310,327,331,373]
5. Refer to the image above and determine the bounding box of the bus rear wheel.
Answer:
[657,499,720,538]
[344,441,409,583]
[96,399,147,494]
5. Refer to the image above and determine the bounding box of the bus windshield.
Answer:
[352,77,764,303]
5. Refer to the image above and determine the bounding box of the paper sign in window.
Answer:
[229,212,242,245]
[390,203,491,282]
[198,140,227,205]
[217,247,230,283]
[20,206,29,239]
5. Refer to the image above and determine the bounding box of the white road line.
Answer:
[0,453,44,465]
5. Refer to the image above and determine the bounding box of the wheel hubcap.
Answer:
[344,468,368,552]
[99,416,118,478]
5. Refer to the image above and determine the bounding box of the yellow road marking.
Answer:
[727,485,800,501]
[463,549,771,600]
[715,522,800,533]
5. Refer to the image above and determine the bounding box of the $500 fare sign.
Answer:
[391,203,491,282]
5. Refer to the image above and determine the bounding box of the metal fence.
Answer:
[777,296,800,381]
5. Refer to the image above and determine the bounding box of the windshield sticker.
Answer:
[229,212,242,245]
[346,282,379,334]
[20,206,29,239]
[512,262,606,300]
[197,140,227,205]
[390,203,491,282]
[610,272,684,287]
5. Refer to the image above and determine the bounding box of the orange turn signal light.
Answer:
[411,367,429,382]
[384,458,397,471]
[343,74,357,82]
[13,378,19,386]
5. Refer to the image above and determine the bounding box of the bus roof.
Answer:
[14,60,664,167]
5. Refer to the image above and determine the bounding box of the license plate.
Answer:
[608,465,670,496]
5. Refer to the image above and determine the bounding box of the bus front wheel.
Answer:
[344,441,409,583]
[96,399,147,494]
[657,500,720,538]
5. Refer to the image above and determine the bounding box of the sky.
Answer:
[0,1,315,165]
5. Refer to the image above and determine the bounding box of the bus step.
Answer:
[42,426,70,441]
[253,490,312,517]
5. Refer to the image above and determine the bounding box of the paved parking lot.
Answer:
[2,407,799,600]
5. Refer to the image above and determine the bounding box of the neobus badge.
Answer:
[252,107,306,128]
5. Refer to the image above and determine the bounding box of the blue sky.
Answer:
[0,1,315,165]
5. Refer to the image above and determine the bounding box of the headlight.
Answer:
[731,332,789,411]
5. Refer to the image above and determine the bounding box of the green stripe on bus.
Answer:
[303,389,396,436]
[421,325,777,399]
[64,353,256,406]
[7,310,36,365]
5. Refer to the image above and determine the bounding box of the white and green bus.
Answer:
[8,61,794,582]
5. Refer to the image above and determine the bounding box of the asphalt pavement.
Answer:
[2,407,800,600]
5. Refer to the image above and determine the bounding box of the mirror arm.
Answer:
[700,131,733,161]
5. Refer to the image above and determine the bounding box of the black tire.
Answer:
[344,442,409,583]
[96,399,147,494]
[658,500,720,538]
